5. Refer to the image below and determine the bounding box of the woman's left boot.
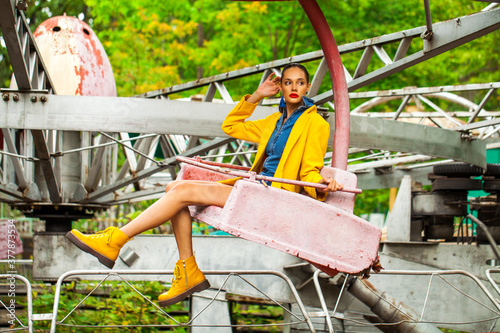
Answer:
[158,255,210,307]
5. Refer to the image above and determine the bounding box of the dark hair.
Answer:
[281,63,310,83]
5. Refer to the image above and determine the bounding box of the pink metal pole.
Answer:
[298,0,350,171]
[177,156,362,194]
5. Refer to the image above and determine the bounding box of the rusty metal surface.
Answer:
[32,15,116,96]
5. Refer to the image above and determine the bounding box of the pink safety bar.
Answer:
[176,156,362,194]
[176,158,382,276]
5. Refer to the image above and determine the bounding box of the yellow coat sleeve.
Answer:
[222,95,267,144]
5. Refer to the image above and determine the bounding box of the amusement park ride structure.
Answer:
[1,0,500,332]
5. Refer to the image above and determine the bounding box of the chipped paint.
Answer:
[32,15,116,96]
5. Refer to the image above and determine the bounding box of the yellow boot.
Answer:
[159,255,210,307]
[66,226,130,269]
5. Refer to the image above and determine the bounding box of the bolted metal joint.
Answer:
[40,95,48,103]
[30,95,37,103]
[15,1,28,11]
[461,133,478,141]
[420,30,433,41]
[2,93,9,101]
[12,94,19,102]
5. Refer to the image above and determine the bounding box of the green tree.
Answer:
[1,0,498,103]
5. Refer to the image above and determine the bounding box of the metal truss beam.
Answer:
[0,0,55,92]
[348,82,500,99]
[0,0,62,204]
[81,137,234,203]
[83,135,109,193]
[349,85,500,133]
[346,159,436,190]
[0,93,486,168]
[347,115,486,168]
[1,128,28,189]
[32,130,61,203]
[351,111,500,118]
[314,7,500,104]
[454,118,500,131]
[0,183,28,201]
[98,186,167,205]
[136,50,324,98]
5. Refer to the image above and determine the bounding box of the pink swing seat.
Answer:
[177,162,381,276]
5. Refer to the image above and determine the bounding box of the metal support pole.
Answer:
[467,214,500,261]
[0,274,33,333]
[486,269,500,296]
[466,88,496,124]
[421,0,434,40]
[348,276,442,332]
[50,269,317,333]
[312,270,335,333]
[311,270,350,333]
[377,269,500,312]
[393,95,412,120]
[298,0,350,171]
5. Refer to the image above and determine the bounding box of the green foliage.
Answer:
[354,188,390,217]
[73,198,168,234]
[0,45,11,88]
[2,0,497,102]
[24,0,90,27]
[230,302,284,332]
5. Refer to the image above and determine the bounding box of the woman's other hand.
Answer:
[318,177,343,193]
[247,73,281,103]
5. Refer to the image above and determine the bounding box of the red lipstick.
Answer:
[289,93,299,98]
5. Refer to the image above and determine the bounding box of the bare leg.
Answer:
[171,208,193,260]
[120,180,232,258]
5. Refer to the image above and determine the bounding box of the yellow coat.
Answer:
[221,95,330,201]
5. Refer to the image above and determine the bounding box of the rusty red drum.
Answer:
[30,15,116,96]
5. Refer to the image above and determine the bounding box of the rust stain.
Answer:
[81,21,104,67]
[32,15,116,96]
[74,65,89,96]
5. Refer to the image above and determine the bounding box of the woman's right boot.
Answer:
[66,226,130,269]
[158,255,210,307]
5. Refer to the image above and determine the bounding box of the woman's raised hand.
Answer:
[257,73,281,98]
[247,73,281,104]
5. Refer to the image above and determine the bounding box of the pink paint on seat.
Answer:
[178,164,381,275]
[321,166,357,214]
[177,163,233,182]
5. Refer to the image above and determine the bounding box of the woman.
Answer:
[66,63,343,307]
